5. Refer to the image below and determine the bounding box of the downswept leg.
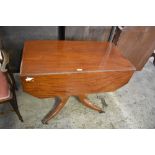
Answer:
[78,95,104,113]
[42,96,69,124]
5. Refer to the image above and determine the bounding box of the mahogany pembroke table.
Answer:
[20,40,135,124]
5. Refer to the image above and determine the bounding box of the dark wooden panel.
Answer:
[116,26,155,70]
[0,26,58,72]
[65,26,112,41]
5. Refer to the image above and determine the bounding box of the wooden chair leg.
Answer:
[8,72,18,90]
[42,96,69,124]
[153,59,155,66]
[10,90,23,122]
[151,53,155,66]
[78,95,104,113]
[153,55,155,66]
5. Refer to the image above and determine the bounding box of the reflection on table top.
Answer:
[20,40,135,76]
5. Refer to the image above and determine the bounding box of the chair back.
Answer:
[0,48,9,72]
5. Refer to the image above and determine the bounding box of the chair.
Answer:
[0,47,23,122]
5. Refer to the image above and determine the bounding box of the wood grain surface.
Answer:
[21,71,134,98]
[20,40,135,98]
[116,26,155,70]
[20,40,135,76]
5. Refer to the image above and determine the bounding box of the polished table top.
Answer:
[20,40,135,76]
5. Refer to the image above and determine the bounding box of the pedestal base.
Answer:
[42,95,104,124]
